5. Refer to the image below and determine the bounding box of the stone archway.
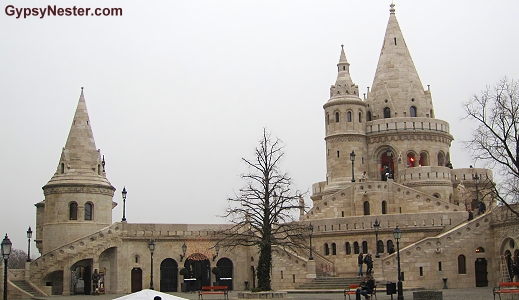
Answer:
[216,258,234,290]
[131,268,142,293]
[185,253,211,290]
[160,258,178,292]
[43,270,64,295]
[71,259,92,295]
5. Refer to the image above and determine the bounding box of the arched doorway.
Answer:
[131,268,142,292]
[160,258,178,292]
[71,259,92,295]
[216,258,234,290]
[475,258,488,287]
[185,253,211,290]
[43,271,64,295]
[380,148,394,180]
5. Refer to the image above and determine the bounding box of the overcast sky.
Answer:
[1,0,519,254]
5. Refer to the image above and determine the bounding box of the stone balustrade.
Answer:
[366,117,450,134]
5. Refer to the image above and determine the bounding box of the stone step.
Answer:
[296,277,361,290]
[11,280,45,297]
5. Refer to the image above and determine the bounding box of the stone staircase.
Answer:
[11,280,46,297]
[296,276,360,290]
[29,223,122,289]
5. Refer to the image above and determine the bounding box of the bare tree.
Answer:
[463,78,519,217]
[219,129,307,291]
[7,249,28,269]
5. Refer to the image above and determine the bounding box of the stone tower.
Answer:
[323,45,367,192]
[364,4,454,198]
[35,89,116,254]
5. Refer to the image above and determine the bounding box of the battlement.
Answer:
[450,168,493,184]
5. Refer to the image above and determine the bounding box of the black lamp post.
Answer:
[122,187,127,222]
[374,219,380,258]
[26,227,32,262]
[473,173,479,203]
[308,223,314,260]
[180,242,187,262]
[350,150,356,182]
[393,226,404,300]
[2,234,13,300]
[212,244,220,261]
[148,239,155,290]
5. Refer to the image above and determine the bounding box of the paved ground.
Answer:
[39,287,500,300]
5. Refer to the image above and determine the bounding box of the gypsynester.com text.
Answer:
[5,5,123,19]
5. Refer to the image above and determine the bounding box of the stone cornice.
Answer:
[325,133,366,142]
[324,98,367,109]
[43,185,115,196]
[367,130,453,145]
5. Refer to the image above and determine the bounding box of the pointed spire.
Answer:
[367,3,433,118]
[62,88,98,172]
[45,88,113,188]
[329,45,359,99]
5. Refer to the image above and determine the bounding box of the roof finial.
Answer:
[389,2,395,14]
[341,44,344,49]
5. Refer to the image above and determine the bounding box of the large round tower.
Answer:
[35,89,116,254]
[365,4,454,199]
[323,46,367,192]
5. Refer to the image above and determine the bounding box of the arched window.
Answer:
[382,201,387,214]
[377,240,384,254]
[362,241,368,254]
[476,247,485,253]
[367,111,372,121]
[353,242,360,254]
[430,109,434,118]
[69,202,78,220]
[61,163,65,174]
[419,152,429,166]
[359,112,362,123]
[387,240,395,254]
[363,201,370,215]
[335,112,340,123]
[384,107,391,118]
[347,111,352,122]
[345,242,351,255]
[326,113,330,125]
[410,106,417,117]
[458,255,466,274]
[331,243,337,255]
[407,152,417,167]
[324,243,330,255]
[85,202,93,220]
[437,152,445,166]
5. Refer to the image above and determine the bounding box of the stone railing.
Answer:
[366,117,450,134]
[397,166,452,184]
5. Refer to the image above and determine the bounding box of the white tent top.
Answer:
[112,289,189,300]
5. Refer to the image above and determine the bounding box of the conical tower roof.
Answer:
[328,45,360,100]
[44,88,114,189]
[367,3,433,119]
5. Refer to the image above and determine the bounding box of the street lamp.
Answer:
[473,173,479,203]
[180,242,187,262]
[393,226,404,300]
[122,187,127,222]
[148,239,155,290]
[308,223,314,260]
[373,219,380,258]
[350,150,356,182]
[2,234,13,300]
[26,227,32,262]
[212,244,220,261]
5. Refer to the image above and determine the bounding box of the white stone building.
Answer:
[2,3,518,297]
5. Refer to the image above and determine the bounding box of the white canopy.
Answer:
[112,289,189,300]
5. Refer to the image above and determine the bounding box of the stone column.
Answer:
[62,263,71,296]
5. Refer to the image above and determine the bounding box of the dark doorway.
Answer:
[160,258,178,292]
[185,254,211,290]
[131,268,143,292]
[475,258,488,287]
[250,266,256,289]
[84,266,91,295]
[216,258,234,290]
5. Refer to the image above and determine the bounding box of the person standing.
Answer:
[365,253,374,275]
[357,253,364,277]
